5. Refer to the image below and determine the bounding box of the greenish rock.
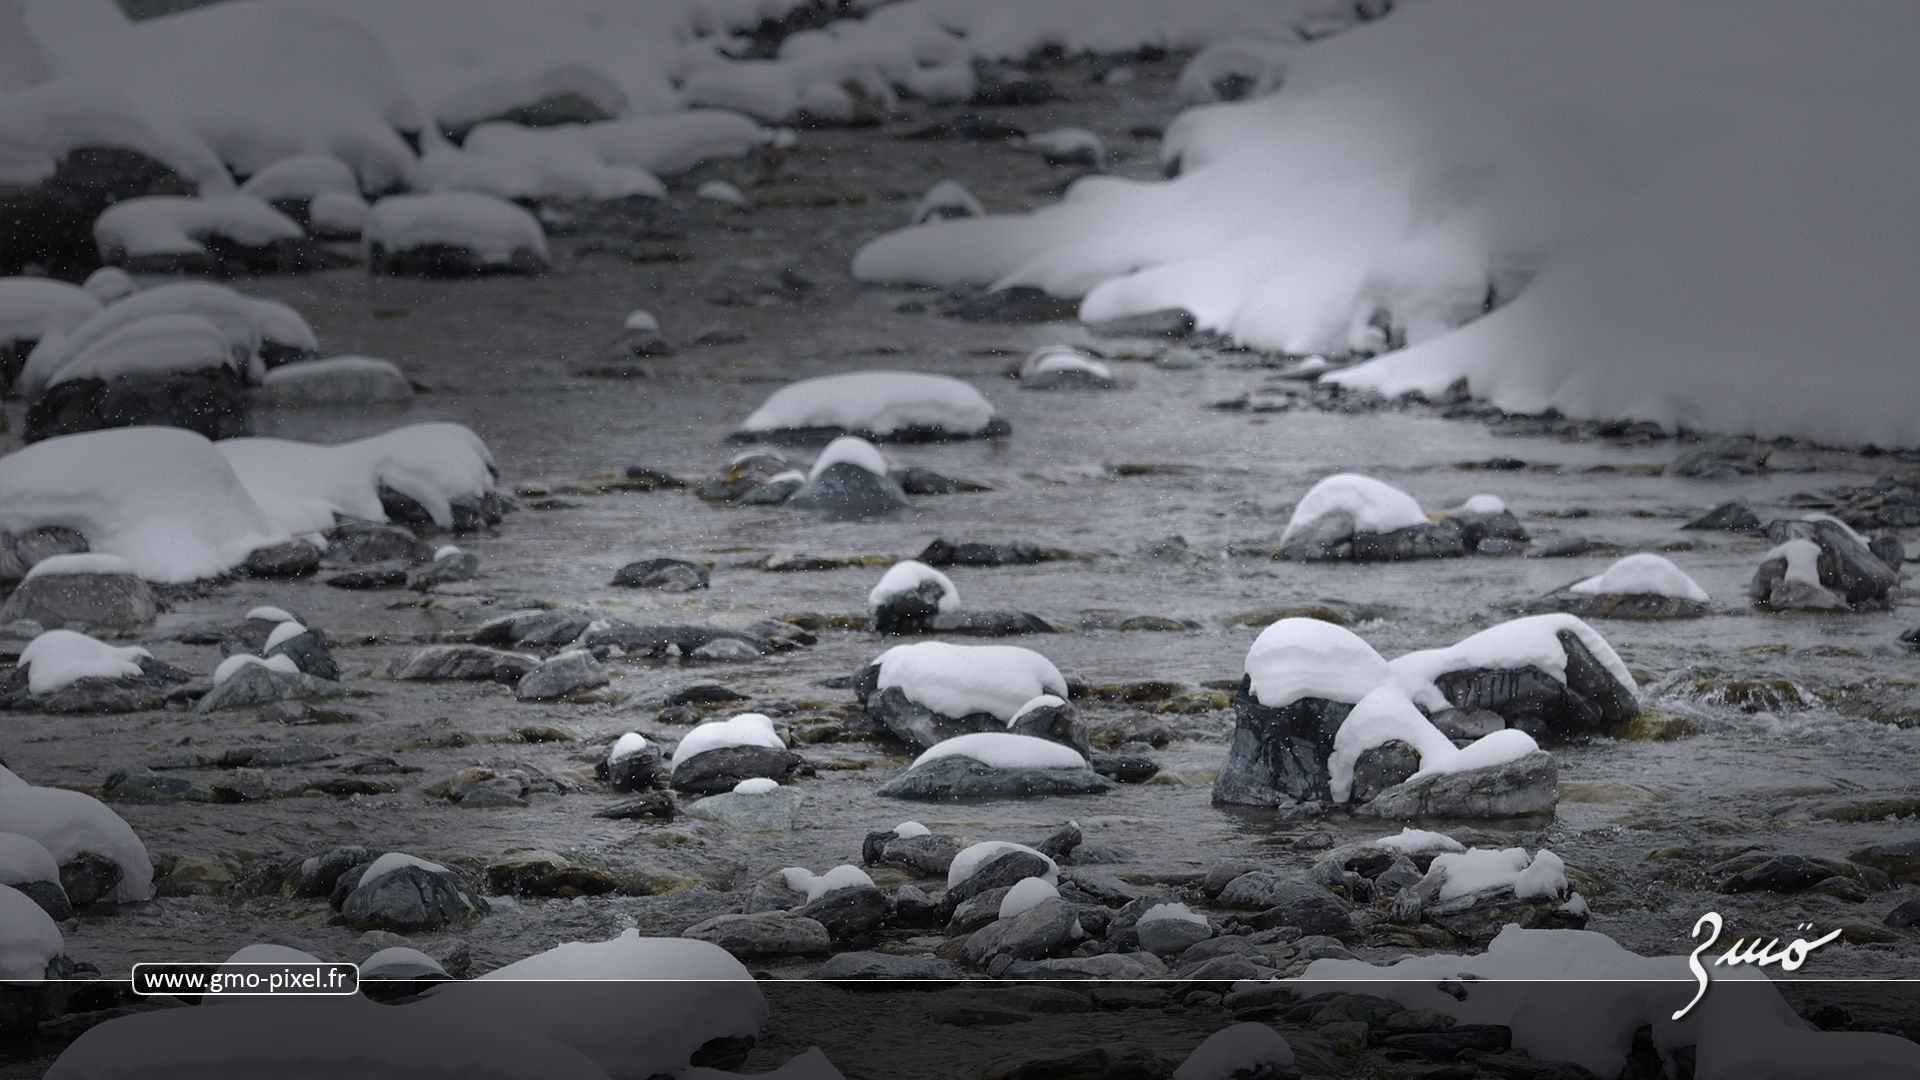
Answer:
[341,865,488,932]
[684,786,805,831]
[875,755,1117,799]
[194,665,358,713]
[104,770,217,802]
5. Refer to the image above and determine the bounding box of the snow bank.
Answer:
[1174,1024,1294,1080]
[0,884,63,982]
[1390,614,1635,714]
[1242,617,1392,709]
[308,192,369,237]
[237,155,360,202]
[868,560,958,613]
[364,193,549,266]
[810,436,888,481]
[0,763,152,903]
[17,629,149,695]
[914,732,1088,770]
[1324,686,1539,803]
[0,77,231,190]
[0,278,99,350]
[216,422,497,536]
[94,195,304,260]
[259,356,414,407]
[1279,474,1426,544]
[780,864,872,902]
[356,852,449,890]
[1570,553,1708,601]
[874,641,1067,721]
[998,876,1059,919]
[740,371,998,439]
[0,834,61,888]
[43,313,234,388]
[672,713,784,766]
[0,426,284,583]
[948,841,1057,890]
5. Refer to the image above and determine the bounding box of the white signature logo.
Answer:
[1672,912,1842,1020]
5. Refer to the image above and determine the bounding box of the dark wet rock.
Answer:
[0,954,76,1034]
[1871,535,1905,571]
[945,851,1057,912]
[1684,501,1763,532]
[0,147,194,280]
[697,453,794,502]
[217,744,335,768]
[682,911,831,957]
[485,849,618,898]
[1849,838,1920,879]
[1667,437,1771,478]
[612,558,710,591]
[1212,681,1354,806]
[1809,875,1870,903]
[944,287,1080,324]
[1008,699,1092,758]
[516,650,609,700]
[1359,751,1559,819]
[1759,576,1849,612]
[1278,510,1354,562]
[194,665,355,713]
[667,683,752,707]
[738,475,806,504]
[1428,629,1638,739]
[876,754,1115,799]
[873,578,947,635]
[669,745,807,796]
[242,540,321,578]
[917,538,1050,567]
[863,683,1002,748]
[797,884,890,940]
[1089,753,1159,783]
[745,875,807,913]
[1349,741,1421,803]
[57,852,124,906]
[0,655,194,714]
[602,742,663,792]
[24,367,250,444]
[947,888,1012,936]
[341,865,489,932]
[582,623,769,659]
[471,609,590,650]
[1022,366,1120,391]
[1527,590,1710,620]
[11,879,73,922]
[1087,308,1196,339]
[0,526,90,586]
[864,832,964,876]
[389,645,539,684]
[593,792,676,820]
[927,610,1056,636]
[901,114,1027,141]
[1032,822,1083,863]
[816,950,960,979]
[453,777,528,807]
[1718,855,1834,894]
[407,551,479,590]
[1430,708,1506,741]
[1380,1025,1513,1060]
[893,468,991,495]
[1351,519,1466,562]
[368,241,547,278]
[0,568,155,630]
[264,627,338,681]
[603,326,673,360]
[324,563,410,590]
[1452,511,1529,553]
[1528,536,1592,558]
[1217,874,1353,937]
[1423,886,1583,942]
[318,521,434,567]
[786,462,910,516]
[1754,518,1900,608]
[964,897,1078,967]
[208,768,269,802]
[1136,914,1212,956]
[295,846,371,898]
[685,786,804,831]
[1885,899,1920,929]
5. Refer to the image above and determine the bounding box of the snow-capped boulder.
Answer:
[259,356,414,407]
[734,371,1006,444]
[602,309,672,361]
[23,313,250,443]
[1,628,194,714]
[868,559,958,634]
[364,192,549,277]
[853,641,1069,748]
[340,852,487,933]
[785,436,908,516]
[1530,553,1711,619]
[0,525,87,587]
[0,278,99,395]
[600,733,662,793]
[1022,127,1104,168]
[875,732,1115,799]
[80,269,136,306]
[237,154,360,215]
[686,779,805,832]
[1436,494,1530,555]
[0,763,153,904]
[1175,1023,1296,1080]
[1278,474,1464,561]
[307,192,370,240]
[1005,694,1092,758]
[1018,346,1119,390]
[1135,902,1211,956]
[911,179,984,225]
[1326,686,1558,818]
[0,554,155,630]
[1213,618,1395,807]
[216,422,500,537]
[0,834,70,922]
[416,133,666,205]
[668,714,805,796]
[1391,614,1639,741]
[93,194,345,275]
[516,650,608,701]
[1752,517,1899,610]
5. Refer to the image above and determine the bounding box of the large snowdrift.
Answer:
[0,763,153,903]
[852,0,1920,448]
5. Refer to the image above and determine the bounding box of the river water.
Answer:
[3,51,1918,1060]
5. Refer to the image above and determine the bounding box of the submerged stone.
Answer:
[684,786,804,831]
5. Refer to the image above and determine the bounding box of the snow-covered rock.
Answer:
[1277,473,1461,561]
[93,194,305,263]
[0,278,100,371]
[1244,617,1392,710]
[418,131,666,204]
[911,179,984,225]
[880,732,1112,798]
[364,192,550,277]
[780,864,873,903]
[868,559,959,634]
[2,554,157,630]
[1531,553,1712,619]
[259,356,415,408]
[79,268,135,305]
[0,763,153,903]
[949,841,1058,891]
[0,883,63,982]
[1325,685,1542,803]
[237,155,360,203]
[216,422,498,537]
[211,653,299,687]
[672,713,786,766]
[1022,127,1104,168]
[785,436,907,515]
[868,641,1069,724]
[40,313,234,389]
[15,629,149,694]
[915,732,1088,770]
[1390,613,1638,727]
[997,876,1060,919]
[1572,554,1707,601]
[307,192,370,239]
[736,371,1004,442]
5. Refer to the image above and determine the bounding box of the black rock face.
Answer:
[1349,519,1466,562]
[25,367,250,443]
[1211,680,1356,805]
[0,147,193,280]
[264,627,339,681]
[669,744,806,795]
[942,286,1080,323]
[872,578,946,635]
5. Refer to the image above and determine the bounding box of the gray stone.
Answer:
[264,627,339,681]
[1351,519,1466,562]
[194,665,355,713]
[484,849,618,897]
[1136,915,1212,956]
[682,911,831,957]
[1885,899,1920,930]
[796,884,890,940]
[612,558,709,591]
[948,887,1015,936]
[1431,708,1506,741]
[1424,631,1635,741]
[815,951,960,979]
[1002,953,1167,981]
[684,786,804,831]
[1089,753,1159,783]
[1423,886,1581,943]
[1717,855,1833,894]
[1006,699,1092,757]
[325,563,410,589]
[1032,822,1083,861]
[1279,510,1354,562]
[1684,501,1762,532]
[872,578,946,635]
[1849,837,1920,878]
[1212,683,1354,806]
[1454,511,1529,553]
[593,793,675,820]
[669,745,807,795]
[10,879,73,921]
[477,610,591,649]
[867,833,963,876]
[516,650,609,700]
[892,884,940,928]
[698,453,794,502]
[296,846,371,897]
[691,637,762,661]
[1359,750,1559,819]
[391,645,540,684]
[103,768,216,801]
[453,777,527,807]
[738,476,805,504]
[917,538,1048,567]
[1349,740,1420,803]
[1216,873,1353,937]
[1088,308,1195,339]
[584,623,767,659]
[319,522,433,567]
[1765,577,1850,611]
[785,462,909,517]
[604,743,663,792]
[963,897,1077,967]
[57,852,123,905]
[862,681,1002,749]
[407,552,479,591]
[744,875,807,913]
[209,768,270,803]
[875,755,1117,799]
[0,526,89,586]
[0,570,155,630]
[243,540,321,578]
[946,851,1056,910]
[927,610,1054,636]
[341,865,488,932]
[1668,437,1770,477]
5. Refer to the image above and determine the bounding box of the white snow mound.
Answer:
[259,356,414,407]
[216,422,496,537]
[0,764,152,903]
[809,436,888,481]
[912,180,984,225]
[0,833,61,887]
[0,884,63,982]
[672,714,784,769]
[94,195,303,260]
[212,653,298,687]
[18,629,150,695]
[868,560,958,613]
[364,193,549,266]
[237,155,360,202]
[741,371,997,439]
[1325,686,1540,803]
[42,313,235,388]
[1280,474,1427,544]
[998,876,1060,920]
[781,864,872,902]
[733,777,778,795]
[913,732,1087,771]
[1569,554,1708,601]
[0,278,99,350]
[874,641,1067,721]
[1243,617,1392,710]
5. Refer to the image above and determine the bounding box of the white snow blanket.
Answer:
[0,884,63,982]
[1324,685,1539,803]
[40,313,234,388]
[780,864,872,902]
[868,559,958,613]
[237,154,361,201]
[216,422,497,536]
[671,713,785,769]
[1279,473,1427,544]
[364,192,549,264]
[914,732,1087,770]
[0,278,99,349]
[1242,617,1392,710]
[1569,553,1708,601]
[17,629,150,695]
[741,371,997,438]
[874,641,1067,721]
[0,833,61,888]
[1390,614,1636,715]
[0,763,152,903]
[852,0,1920,449]
[259,356,415,407]
[93,195,299,260]
[1174,1023,1295,1080]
